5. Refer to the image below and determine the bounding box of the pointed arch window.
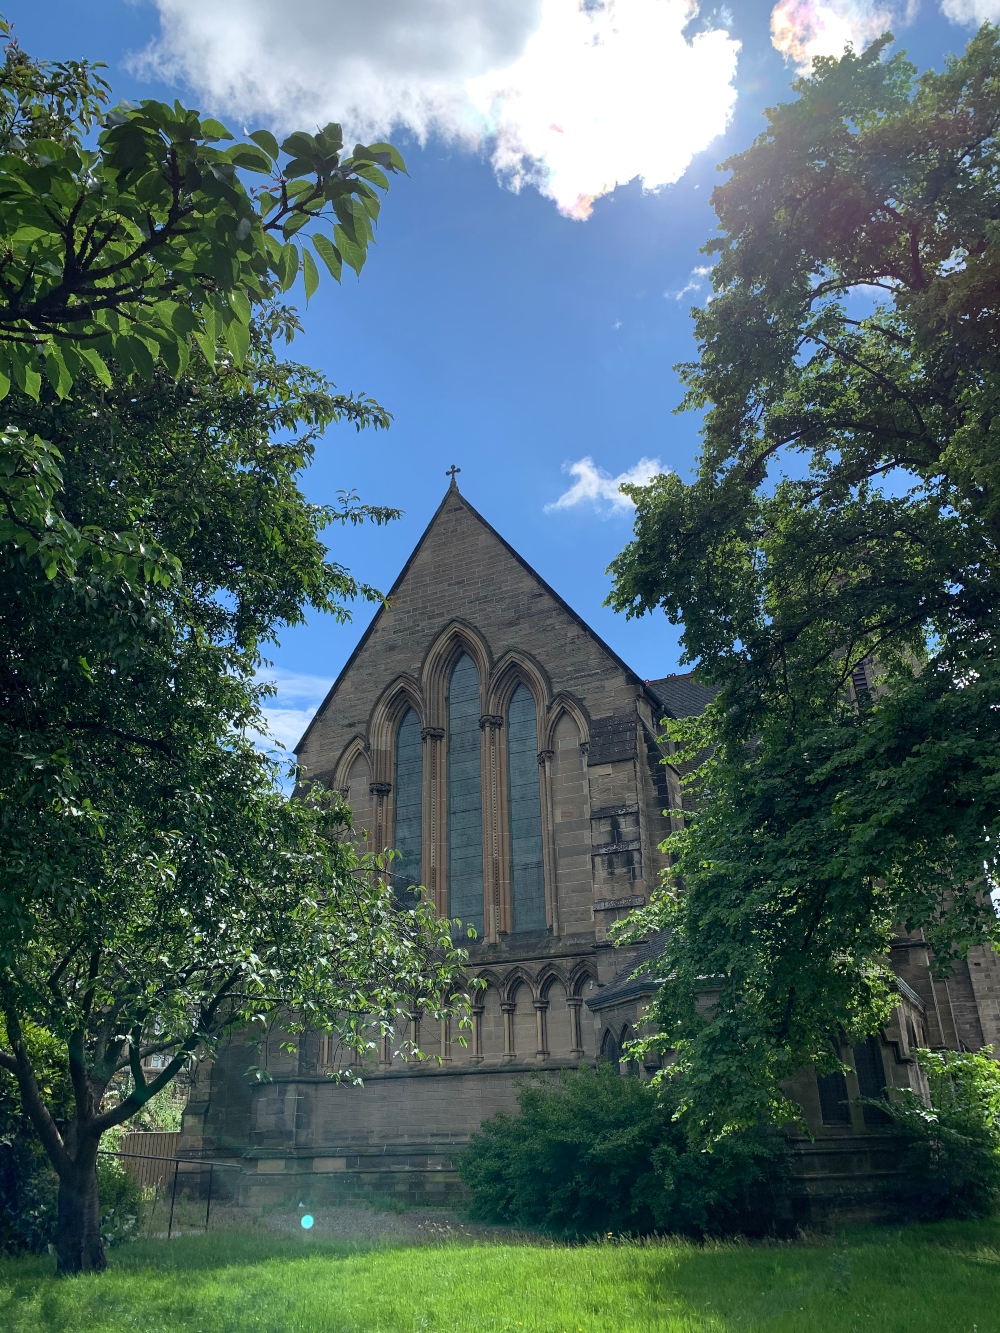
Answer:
[447,653,483,932]
[393,707,422,907]
[507,683,546,933]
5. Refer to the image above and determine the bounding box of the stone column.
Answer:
[537,749,558,934]
[409,1013,420,1061]
[480,714,506,939]
[501,1000,516,1060]
[567,996,584,1060]
[441,1017,452,1064]
[369,781,392,861]
[470,1001,484,1064]
[534,999,549,1060]
[421,727,446,916]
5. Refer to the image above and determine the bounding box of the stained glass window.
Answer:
[853,1036,889,1126]
[448,653,484,932]
[817,1070,851,1125]
[394,707,422,908]
[507,683,546,933]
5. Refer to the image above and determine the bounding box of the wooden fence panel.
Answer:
[117,1131,181,1187]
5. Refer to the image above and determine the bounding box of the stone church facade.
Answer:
[181,480,1000,1222]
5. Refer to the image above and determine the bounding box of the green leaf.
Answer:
[118,335,156,379]
[227,290,252,325]
[312,232,342,282]
[257,191,280,219]
[365,142,407,174]
[281,210,311,238]
[278,243,299,292]
[200,117,234,141]
[227,144,273,173]
[0,368,9,402]
[193,329,216,368]
[225,317,251,365]
[302,248,319,303]
[77,347,112,388]
[44,346,73,400]
[355,162,390,191]
[160,331,189,381]
[280,131,317,160]
[248,129,280,161]
[334,224,366,276]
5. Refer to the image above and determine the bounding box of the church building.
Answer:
[181,477,1000,1222]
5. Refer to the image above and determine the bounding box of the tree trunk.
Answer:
[55,1154,105,1275]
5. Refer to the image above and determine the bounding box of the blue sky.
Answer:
[15,0,988,749]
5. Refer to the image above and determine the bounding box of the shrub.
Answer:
[880,1047,1000,1221]
[459,1063,790,1238]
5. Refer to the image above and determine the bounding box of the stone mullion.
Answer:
[500,1000,516,1060]
[369,782,392,863]
[534,999,549,1061]
[537,748,558,935]
[470,1001,484,1064]
[421,727,446,916]
[480,714,506,939]
[567,996,584,1059]
[441,1017,452,1064]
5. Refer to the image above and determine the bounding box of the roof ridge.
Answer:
[295,485,646,755]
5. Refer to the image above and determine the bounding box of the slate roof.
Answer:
[586,933,668,1012]
[644,672,717,720]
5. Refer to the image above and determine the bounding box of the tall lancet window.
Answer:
[507,684,546,933]
[447,653,484,933]
[394,708,422,907]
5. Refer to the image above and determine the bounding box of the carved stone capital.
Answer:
[369,782,392,797]
[537,749,554,765]
[421,726,445,741]
[479,714,505,730]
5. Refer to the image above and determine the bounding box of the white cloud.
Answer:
[769,0,913,71]
[136,0,740,219]
[253,668,333,752]
[545,455,665,515]
[940,0,1000,21]
[667,263,712,300]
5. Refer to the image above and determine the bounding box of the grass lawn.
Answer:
[1,1220,998,1332]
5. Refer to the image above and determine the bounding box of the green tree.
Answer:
[0,34,469,1276]
[608,27,1000,1134]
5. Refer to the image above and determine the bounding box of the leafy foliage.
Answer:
[882,1049,1000,1221]
[0,27,452,1274]
[460,1064,790,1238]
[0,19,404,399]
[608,27,1000,1134]
[0,345,467,1271]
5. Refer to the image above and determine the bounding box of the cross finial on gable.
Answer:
[446,464,461,490]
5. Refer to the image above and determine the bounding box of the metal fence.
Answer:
[103,1148,243,1238]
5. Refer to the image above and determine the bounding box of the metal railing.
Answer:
[103,1149,242,1237]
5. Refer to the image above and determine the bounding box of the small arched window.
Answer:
[394,707,422,907]
[448,653,484,932]
[507,683,546,933]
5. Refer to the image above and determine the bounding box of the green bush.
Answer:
[459,1063,790,1238]
[880,1048,1000,1221]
